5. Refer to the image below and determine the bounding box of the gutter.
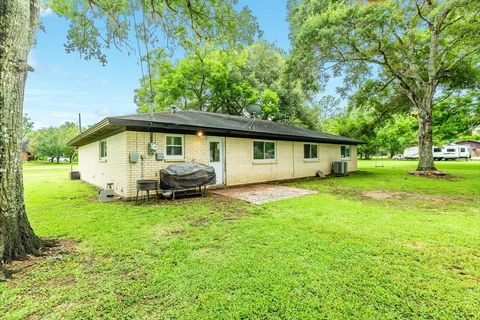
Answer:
[68,116,366,147]
[67,118,111,146]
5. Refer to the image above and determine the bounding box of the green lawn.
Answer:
[1,160,479,319]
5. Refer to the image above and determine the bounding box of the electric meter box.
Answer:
[148,142,158,155]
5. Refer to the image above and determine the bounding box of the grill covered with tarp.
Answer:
[160,162,216,190]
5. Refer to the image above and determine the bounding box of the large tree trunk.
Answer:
[0,0,42,265]
[416,101,437,171]
[415,17,439,172]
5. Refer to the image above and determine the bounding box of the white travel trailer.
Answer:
[403,146,419,160]
[403,145,473,160]
[434,145,472,160]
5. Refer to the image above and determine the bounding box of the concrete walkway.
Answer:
[211,183,317,205]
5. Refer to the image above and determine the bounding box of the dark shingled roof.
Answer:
[68,110,364,147]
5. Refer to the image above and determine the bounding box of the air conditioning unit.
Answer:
[332,161,348,176]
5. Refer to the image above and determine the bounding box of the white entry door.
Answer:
[208,137,225,185]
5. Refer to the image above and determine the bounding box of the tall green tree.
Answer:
[432,91,480,144]
[323,109,380,159]
[29,122,80,162]
[135,42,319,128]
[22,114,34,137]
[377,115,417,157]
[1,0,258,268]
[289,0,480,171]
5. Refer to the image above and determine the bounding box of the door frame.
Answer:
[207,136,226,185]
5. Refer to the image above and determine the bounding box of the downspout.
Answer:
[70,148,78,173]
[223,136,227,186]
[292,141,295,178]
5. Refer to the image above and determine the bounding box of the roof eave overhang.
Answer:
[114,118,364,145]
[69,117,365,147]
[67,118,126,147]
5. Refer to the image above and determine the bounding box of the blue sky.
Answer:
[25,1,291,128]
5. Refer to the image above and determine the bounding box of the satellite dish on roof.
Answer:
[246,104,262,117]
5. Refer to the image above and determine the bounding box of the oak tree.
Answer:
[289,0,480,171]
[0,0,258,271]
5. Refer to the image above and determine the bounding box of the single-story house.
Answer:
[68,110,363,199]
[21,138,34,161]
[454,140,480,157]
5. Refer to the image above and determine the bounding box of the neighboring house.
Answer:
[68,110,363,199]
[454,140,480,157]
[21,138,34,161]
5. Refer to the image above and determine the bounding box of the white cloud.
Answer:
[95,107,112,117]
[33,121,49,130]
[40,7,54,18]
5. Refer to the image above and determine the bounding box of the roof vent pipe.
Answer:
[171,106,179,114]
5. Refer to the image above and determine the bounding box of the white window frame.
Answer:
[340,145,351,160]
[165,134,185,159]
[303,143,319,160]
[253,140,276,162]
[99,140,107,161]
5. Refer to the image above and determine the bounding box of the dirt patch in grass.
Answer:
[153,224,185,238]
[331,188,474,208]
[2,238,78,280]
[186,216,211,227]
[224,209,249,221]
[362,190,405,199]
[359,189,469,204]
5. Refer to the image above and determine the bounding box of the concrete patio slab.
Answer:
[211,184,317,205]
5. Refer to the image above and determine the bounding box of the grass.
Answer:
[1,160,479,319]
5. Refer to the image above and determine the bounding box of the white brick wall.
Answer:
[225,138,357,186]
[124,131,209,196]
[78,130,357,198]
[78,131,129,196]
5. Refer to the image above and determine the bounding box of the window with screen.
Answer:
[165,135,184,158]
[253,141,276,160]
[304,144,318,159]
[341,145,351,159]
[99,141,107,160]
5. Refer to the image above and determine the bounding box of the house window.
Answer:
[253,140,276,160]
[341,145,351,159]
[433,148,442,152]
[446,148,455,153]
[460,147,466,152]
[304,143,318,159]
[99,141,107,160]
[165,135,184,159]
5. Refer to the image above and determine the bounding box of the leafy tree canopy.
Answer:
[135,42,320,129]
[288,0,480,170]
[49,0,261,65]
[22,114,34,137]
[28,122,80,161]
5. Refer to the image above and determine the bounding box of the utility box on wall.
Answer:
[148,142,158,155]
[129,152,139,163]
[155,152,164,161]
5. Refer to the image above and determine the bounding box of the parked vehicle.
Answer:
[403,145,473,161]
[434,145,472,160]
[403,147,419,160]
[47,156,70,163]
